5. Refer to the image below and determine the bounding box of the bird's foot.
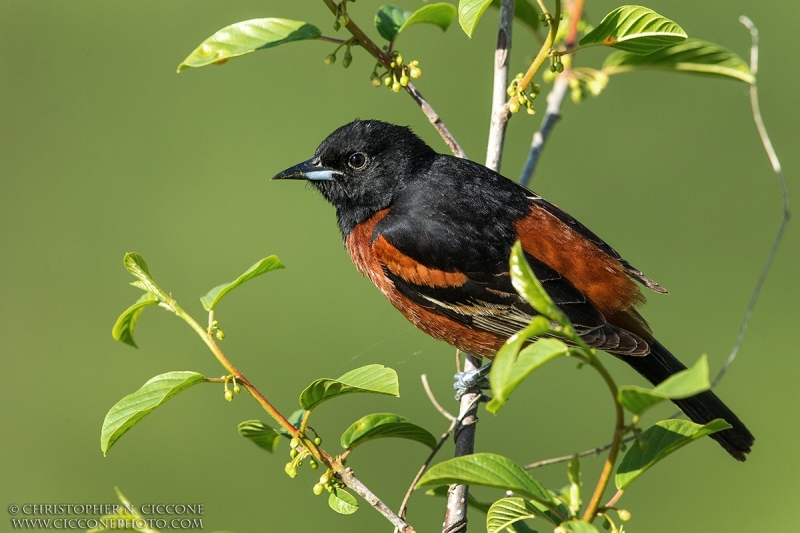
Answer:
[454,362,493,400]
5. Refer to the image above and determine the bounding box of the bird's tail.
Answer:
[624,340,754,461]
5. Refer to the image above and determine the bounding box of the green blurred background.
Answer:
[2,1,797,531]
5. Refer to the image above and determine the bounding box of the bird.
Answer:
[273,119,754,461]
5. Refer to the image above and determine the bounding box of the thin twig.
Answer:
[338,468,416,533]
[712,17,790,388]
[519,75,569,186]
[485,0,516,171]
[422,374,456,421]
[397,413,459,528]
[519,0,583,186]
[320,0,465,158]
[443,355,483,533]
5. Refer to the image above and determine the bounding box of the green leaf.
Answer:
[375,4,456,41]
[238,420,281,453]
[425,486,493,514]
[101,371,204,455]
[299,364,399,411]
[491,0,540,34]
[615,418,732,490]
[510,241,569,325]
[417,453,557,507]
[488,336,569,414]
[557,519,600,533]
[111,292,159,348]
[328,488,358,514]
[579,6,686,54]
[341,413,436,450]
[200,255,284,311]
[487,497,542,533]
[458,0,494,37]
[178,18,321,72]
[124,252,170,302]
[617,355,710,415]
[603,38,755,84]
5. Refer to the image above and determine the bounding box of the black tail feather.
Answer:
[624,340,754,461]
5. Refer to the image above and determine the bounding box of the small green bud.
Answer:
[342,54,352,68]
[555,62,564,73]
[284,463,297,478]
[320,472,331,485]
[391,82,401,92]
[508,99,520,114]
[313,483,324,495]
[297,459,303,467]
[550,64,557,73]
[333,20,341,31]
[384,76,392,87]
[314,437,322,445]
[371,77,382,87]
[602,518,611,530]
[289,448,298,459]
[411,60,419,67]
[309,459,319,469]
[393,53,403,64]
[338,14,350,26]
[215,329,225,340]
[399,75,409,87]
[526,105,536,115]
[233,384,241,394]
[409,67,421,79]
[223,389,233,402]
[290,437,300,448]
[617,509,631,521]
[390,61,396,68]
[324,54,336,66]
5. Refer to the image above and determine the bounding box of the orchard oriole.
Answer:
[274,119,754,460]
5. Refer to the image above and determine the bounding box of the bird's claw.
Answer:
[453,363,493,400]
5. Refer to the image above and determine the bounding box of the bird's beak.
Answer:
[272,158,338,181]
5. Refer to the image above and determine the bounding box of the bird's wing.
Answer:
[372,231,649,356]
[525,193,667,294]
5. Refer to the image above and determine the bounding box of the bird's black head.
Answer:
[273,120,436,236]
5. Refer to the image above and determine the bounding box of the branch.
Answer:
[485,0,516,171]
[443,355,483,533]
[712,17,790,388]
[397,381,459,526]
[321,0,465,158]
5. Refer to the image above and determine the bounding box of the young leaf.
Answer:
[340,413,436,450]
[557,519,600,533]
[617,355,710,415]
[509,241,569,325]
[458,0,494,37]
[124,252,170,302]
[567,455,581,515]
[328,488,358,515]
[491,0,540,34]
[488,336,569,414]
[200,255,284,311]
[238,420,282,453]
[111,292,159,348]
[178,19,321,72]
[299,364,399,411]
[615,418,732,490]
[375,4,457,42]
[101,371,204,455]
[417,453,557,507]
[486,497,543,533]
[579,6,687,54]
[603,39,755,84]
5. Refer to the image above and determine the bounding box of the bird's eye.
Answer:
[348,152,367,169]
